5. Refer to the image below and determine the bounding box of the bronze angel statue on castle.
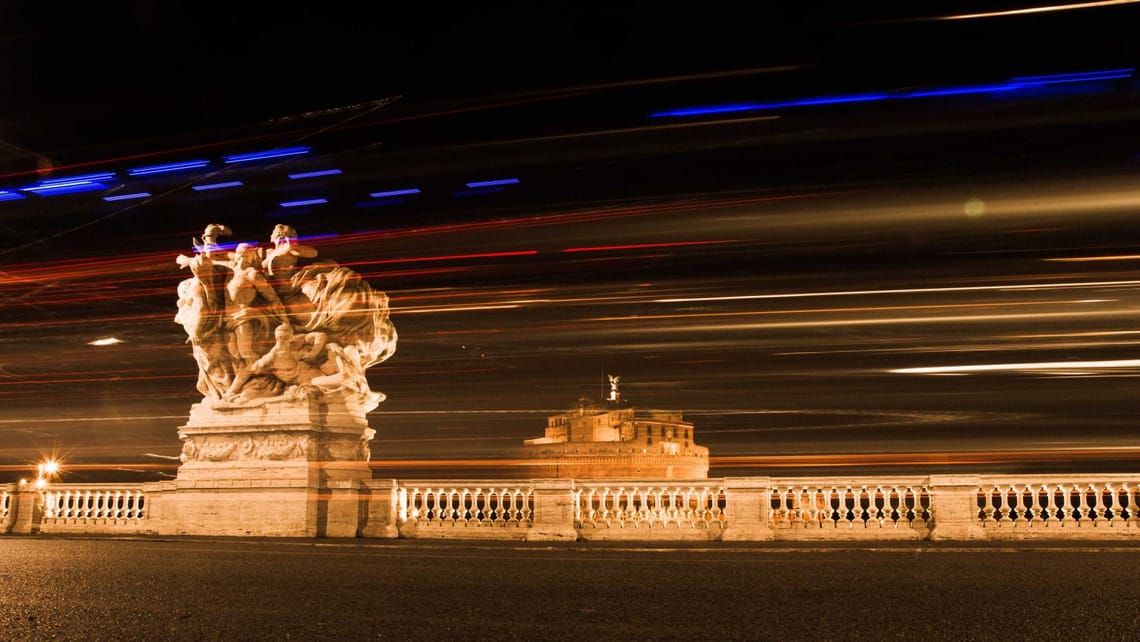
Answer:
[175,224,397,412]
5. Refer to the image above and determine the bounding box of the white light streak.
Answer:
[892,359,1140,375]
[1044,255,1140,262]
[939,1,1140,21]
[395,304,521,314]
[88,337,123,346]
[654,280,1140,304]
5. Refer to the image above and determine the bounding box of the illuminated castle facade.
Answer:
[517,378,709,479]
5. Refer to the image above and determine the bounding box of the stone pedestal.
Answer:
[167,392,375,537]
[7,488,42,535]
[720,477,775,541]
[928,475,987,541]
[525,479,579,541]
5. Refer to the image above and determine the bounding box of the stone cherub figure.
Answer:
[176,225,396,411]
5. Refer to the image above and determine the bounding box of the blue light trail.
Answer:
[465,178,519,188]
[103,192,151,202]
[650,67,1136,118]
[223,146,311,164]
[279,198,328,208]
[369,188,421,198]
[126,160,209,177]
[288,169,343,179]
[191,181,243,191]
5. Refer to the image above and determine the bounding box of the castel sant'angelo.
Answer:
[516,377,709,479]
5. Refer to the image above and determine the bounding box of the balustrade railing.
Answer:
[574,482,727,529]
[397,482,533,527]
[4,475,1138,540]
[975,477,1140,529]
[41,485,148,522]
[768,478,931,529]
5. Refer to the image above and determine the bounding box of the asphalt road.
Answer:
[2,536,1139,641]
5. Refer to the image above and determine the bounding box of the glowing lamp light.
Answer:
[88,337,123,346]
[42,460,59,475]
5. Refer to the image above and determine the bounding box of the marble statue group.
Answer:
[175,224,397,412]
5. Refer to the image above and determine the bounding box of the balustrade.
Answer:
[4,475,1138,540]
[41,486,148,522]
[768,480,931,529]
[573,483,727,529]
[976,478,1139,529]
[399,483,533,527]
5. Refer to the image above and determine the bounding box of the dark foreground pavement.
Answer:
[2,536,1139,641]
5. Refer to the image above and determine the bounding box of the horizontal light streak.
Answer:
[0,415,188,424]
[22,181,111,195]
[87,337,123,346]
[287,168,342,179]
[892,359,1140,375]
[587,309,1125,332]
[103,192,151,202]
[0,190,26,201]
[355,249,538,266]
[710,447,1140,468]
[369,188,421,198]
[191,181,243,191]
[126,160,209,176]
[223,146,310,163]
[37,172,117,185]
[279,198,328,208]
[652,67,1133,118]
[395,304,521,314]
[938,1,1140,21]
[562,240,734,253]
[1044,254,1140,262]
[465,178,519,188]
[654,280,1140,304]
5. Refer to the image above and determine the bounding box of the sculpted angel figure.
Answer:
[219,242,288,370]
[263,224,318,290]
[174,224,235,399]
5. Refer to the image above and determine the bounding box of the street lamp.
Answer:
[33,459,61,488]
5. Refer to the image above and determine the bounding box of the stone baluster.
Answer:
[853,486,868,527]
[1085,485,1103,524]
[868,486,884,526]
[1127,483,1140,528]
[1034,484,1047,523]
[1075,484,1091,524]
[1059,484,1076,526]
[637,488,650,525]
[1011,485,1028,524]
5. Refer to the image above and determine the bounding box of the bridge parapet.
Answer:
[3,474,1138,540]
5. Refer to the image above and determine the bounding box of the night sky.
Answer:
[2,3,1140,482]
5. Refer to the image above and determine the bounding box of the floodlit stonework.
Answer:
[517,390,710,480]
[164,224,396,536]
